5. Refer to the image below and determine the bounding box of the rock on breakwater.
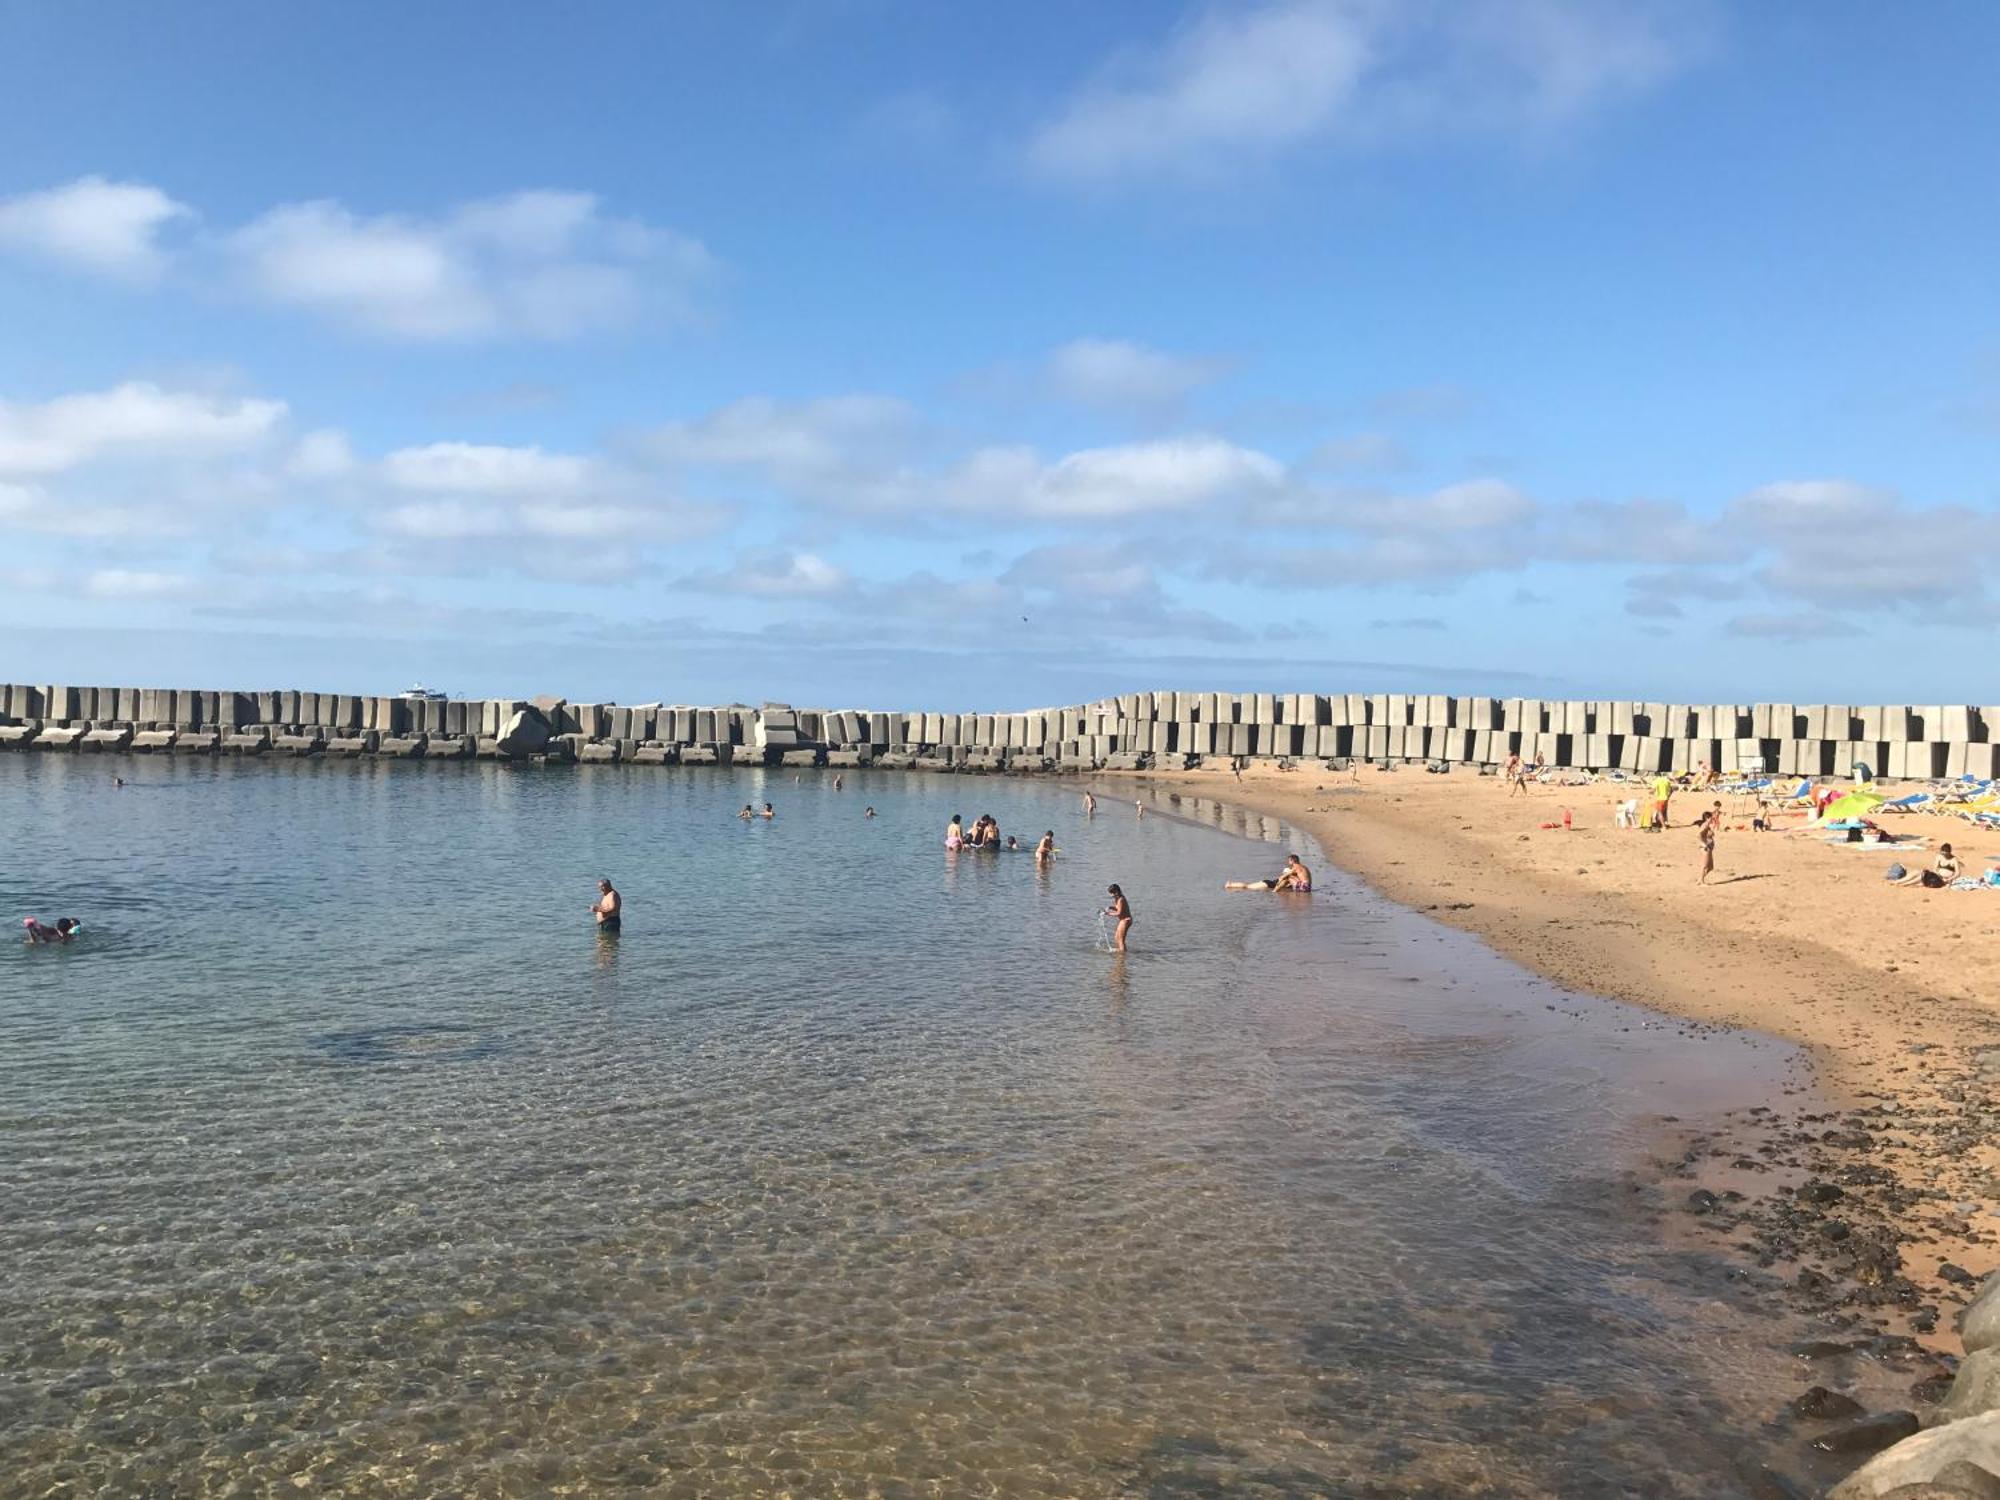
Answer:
[4,683,1999,778]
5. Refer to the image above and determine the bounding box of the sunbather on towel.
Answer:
[1894,844,1960,889]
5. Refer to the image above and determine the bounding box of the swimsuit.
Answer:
[598,913,621,934]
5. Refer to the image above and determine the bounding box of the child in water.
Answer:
[1103,885,1133,952]
[23,917,79,944]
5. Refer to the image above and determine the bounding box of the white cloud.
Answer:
[84,568,197,600]
[287,429,357,481]
[0,176,192,280]
[654,394,1329,524]
[382,441,593,494]
[223,189,718,340]
[682,549,853,598]
[362,439,722,555]
[650,395,917,483]
[978,435,1284,519]
[1730,479,1998,614]
[1027,0,1702,184]
[0,382,287,475]
[1303,432,1411,472]
[1045,338,1227,412]
[1725,611,1861,642]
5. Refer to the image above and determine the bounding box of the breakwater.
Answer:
[1,683,1997,779]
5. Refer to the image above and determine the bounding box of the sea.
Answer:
[1,752,1823,1497]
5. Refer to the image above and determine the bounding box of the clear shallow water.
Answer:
[1,755,1813,1498]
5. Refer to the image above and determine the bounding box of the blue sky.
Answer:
[2,1,1996,709]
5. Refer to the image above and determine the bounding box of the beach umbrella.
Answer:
[1821,790,1886,822]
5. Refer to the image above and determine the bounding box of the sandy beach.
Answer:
[1123,761,2000,1370]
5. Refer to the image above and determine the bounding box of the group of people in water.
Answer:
[583,783,1323,955]
[943,812,1055,858]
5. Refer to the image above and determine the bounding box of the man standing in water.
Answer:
[591,879,621,934]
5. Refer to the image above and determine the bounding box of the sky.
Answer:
[2,0,1997,710]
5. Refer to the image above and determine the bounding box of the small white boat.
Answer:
[401,683,448,701]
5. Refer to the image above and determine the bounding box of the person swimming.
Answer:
[864,806,877,818]
[761,803,774,819]
[23,916,80,944]
[738,804,755,820]
[1004,835,1020,851]
[945,814,964,850]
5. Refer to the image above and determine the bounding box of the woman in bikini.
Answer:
[1104,884,1133,952]
[945,814,965,850]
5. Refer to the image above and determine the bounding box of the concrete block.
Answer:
[0,724,40,746]
[222,729,271,753]
[1939,705,1975,741]
[376,736,427,758]
[1955,742,2000,779]
[80,726,132,751]
[327,734,377,756]
[37,726,83,748]
[579,741,620,762]
[175,730,219,752]
[273,732,323,755]
[131,730,176,751]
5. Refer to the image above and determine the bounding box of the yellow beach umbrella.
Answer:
[1822,790,1886,822]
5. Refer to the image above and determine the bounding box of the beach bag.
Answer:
[1884,863,1907,881]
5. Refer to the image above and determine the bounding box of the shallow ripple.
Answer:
[1,756,1811,1497]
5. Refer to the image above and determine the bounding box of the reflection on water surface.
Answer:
[0,756,1812,1496]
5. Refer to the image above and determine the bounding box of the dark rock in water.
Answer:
[1736,1461,1813,1500]
[1796,1338,1866,1360]
[1810,1409,1921,1455]
[1911,1371,1956,1405]
[1687,1188,1721,1214]
[1793,1385,1868,1421]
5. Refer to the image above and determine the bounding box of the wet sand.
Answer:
[1093,762,2000,1442]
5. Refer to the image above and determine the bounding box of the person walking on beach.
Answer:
[1104,884,1133,952]
[591,879,622,934]
[1697,812,1717,885]
[1650,773,1673,831]
[1505,752,1525,794]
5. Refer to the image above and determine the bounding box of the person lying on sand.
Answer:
[1225,855,1312,893]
